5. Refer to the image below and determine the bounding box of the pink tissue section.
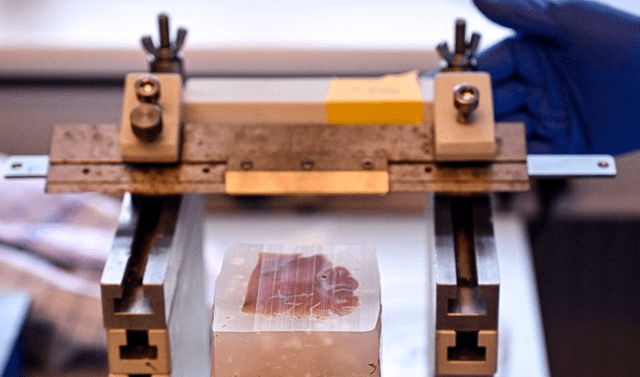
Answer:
[242,253,360,318]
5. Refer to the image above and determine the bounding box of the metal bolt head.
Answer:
[130,103,163,142]
[453,83,480,124]
[301,158,315,170]
[135,75,161,103]
[240,159,254,170]
[362,159,374,170]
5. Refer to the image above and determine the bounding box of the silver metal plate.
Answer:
[527,154,617,178]
[3,155,49,178]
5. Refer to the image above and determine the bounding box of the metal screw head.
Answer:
[362,159,374,170]
[301,158,315,170]
[135,75,161,103]
[598,160,609,168]
[130,103,163,142]
[453,83,479,124]
[240,159,254,170]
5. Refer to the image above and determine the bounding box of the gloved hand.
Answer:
[473,0,640,154]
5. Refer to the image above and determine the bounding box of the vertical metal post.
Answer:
[101,194,210,376]
[431,194,499,376]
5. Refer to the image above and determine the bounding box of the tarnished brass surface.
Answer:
[46,122,528,195]
[47,163,225,195]
[389,162,529,194]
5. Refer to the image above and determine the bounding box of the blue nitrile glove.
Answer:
[473,0,640,154]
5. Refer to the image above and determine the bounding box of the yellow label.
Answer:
[225,171,389,195]
[326,71,423,124]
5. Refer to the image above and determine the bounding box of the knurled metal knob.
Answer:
[130,103,163,142]
[135,75,161,103]
[453,83,479,124]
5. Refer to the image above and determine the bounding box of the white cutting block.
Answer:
[120,73,182,163]
[434,72,496,161]
[184,75,435,125]
[212,244,381,377]
[184,78,329,124]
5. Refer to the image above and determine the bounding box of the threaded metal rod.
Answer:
[455,19,467,55]
[158,14,170,48]
[451,197,478,287]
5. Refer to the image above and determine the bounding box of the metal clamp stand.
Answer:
[101,15,209,377]
[0,14,618,377]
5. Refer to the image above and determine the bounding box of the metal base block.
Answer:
[431,195,499,376]
[101,194,210,376]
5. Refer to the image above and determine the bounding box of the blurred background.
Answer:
[1,0,640,376]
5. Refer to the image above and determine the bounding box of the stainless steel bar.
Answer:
[527,154,616,178]
[165,194,210,377]
[3,155,49,178]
